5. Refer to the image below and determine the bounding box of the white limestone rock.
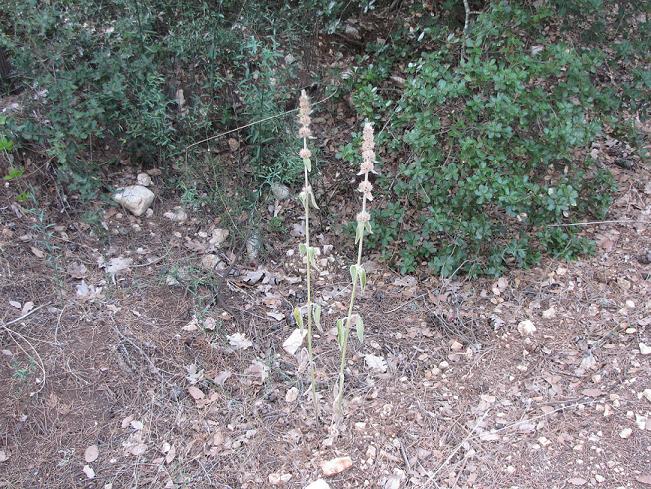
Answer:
[113,185,155,216]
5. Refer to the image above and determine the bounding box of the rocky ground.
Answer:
[1,152,650,488]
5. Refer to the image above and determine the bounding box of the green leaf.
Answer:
[349,264,358,284]
[336,318,345,350]
[298,191,307,207]
[3,166,23,181]
[312,303,322,332]
[355,314,364,343]
[307,246,317,266]
[16,191,31,203]
[298,243,307,256]
[304,157,311,172]
[293,307,304,330]
[355,221,364,243]
[309,189,319,210]
[358,266,367,293]
[0,137,14,152]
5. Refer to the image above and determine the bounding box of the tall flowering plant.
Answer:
[294,90,321,416]
[334,121,376,415]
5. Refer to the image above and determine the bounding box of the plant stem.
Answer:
[335,174,369,414]
[303,137,319,418]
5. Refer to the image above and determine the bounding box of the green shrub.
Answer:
[0,0,347,196]
[347,3,622,276]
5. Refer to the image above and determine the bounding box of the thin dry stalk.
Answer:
[334,121,376,417]
[296,90,320,417]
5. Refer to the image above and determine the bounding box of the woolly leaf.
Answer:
[355,315,364,343]
[336,318,345,350]
[312,303,322,332]
[293,307,304,331]
[349,264,358,284]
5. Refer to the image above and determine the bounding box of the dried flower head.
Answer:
[356,210,370,223]
[362,122,374,147]
[298,90,312,139]
[358,121,377,175]
[299,148,312,160]
[357,180,373,201]
[358,160,375,176]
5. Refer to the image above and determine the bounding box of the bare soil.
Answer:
[1,157,650,489]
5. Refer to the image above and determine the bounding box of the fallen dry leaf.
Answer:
[227,332,253,351]
[365,354,387,373]
[450,339,463,351]
[203,317,217,331]
[30,246,45,258]
[320,456,353,476]
[210,228,229,247]
[129,443,147,456]
[639,342,651,355]
[305,480,331,489]
[214,371,232,386]
[642,389,651,403]
[243,269,265,284]
[491,277,508,295]
[285,387,299,403]
[103,256,133,276]
[187,386,205,400]
[84,445,99,463]
[76,280,103,300]
[517,320,536,336]
[567,478,587,486]
[66,262,88,279]
[268,473,292,485]
[244,360,269,385]
[182,317,199,331]
[82,465,95,479]
[479,431,500,441]
[266,311,285,321]
[21,301,34,315]
[636,474,651,486]
[283,329,306,355]
[581,388,603,398]
[165,445,176,464]
[619,427,632,439]
[0,450,8,462]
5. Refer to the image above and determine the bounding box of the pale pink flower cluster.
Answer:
[357,180,373,201]
[356,210,370,223]
[298,90,312,139]
[358,122,377,176]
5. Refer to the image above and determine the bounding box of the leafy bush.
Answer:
[346,3,625,276]
[0,0,333,195]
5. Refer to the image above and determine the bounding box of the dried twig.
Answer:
[424,409,490,485]
[1,303,50,396]
[1,302,48,328]
[383,293,427,314]
[547,219,651,227]
[424,397,600,486]
[183,90,337,154]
